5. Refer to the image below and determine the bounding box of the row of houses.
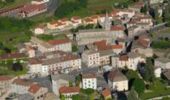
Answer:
[0,0,48,18]
[51,68,128,99]
[0,76,48,100]
[34,7,153,36]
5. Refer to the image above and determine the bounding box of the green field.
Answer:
[0,0,31,9]
[140,79,170,100]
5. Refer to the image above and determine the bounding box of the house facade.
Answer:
[108,69,128,91]
[82,73,97,90]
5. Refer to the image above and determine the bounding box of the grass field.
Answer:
[140,79,170,100]
[0,0,31,9]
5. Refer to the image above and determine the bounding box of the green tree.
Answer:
[72,94,81,100]
[133,79,145,95]
[127,88,139,100]
[141,5,147,14]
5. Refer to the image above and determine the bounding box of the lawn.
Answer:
[0,0,31,9]
[140,79,170,100]
[37,34,66,41]
[0,62,28,76]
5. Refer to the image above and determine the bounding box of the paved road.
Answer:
[47,0,59,13]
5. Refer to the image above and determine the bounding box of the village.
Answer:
[0,0,170,100]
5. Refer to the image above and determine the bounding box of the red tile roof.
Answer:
[0,52,26,60]
[0,76,13,81]
[48,39,70,45]
[119,55,128,61]
[94,40,112,51]
[13,79,33,86]
[28,84,41,94]
[82,73,96,79]
[111,25,125,31]
[20,4,47,14]
[59,86,80,94]
[112,44,123,49]
[102,88,111,97]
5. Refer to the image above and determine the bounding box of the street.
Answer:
[47,0,59,13]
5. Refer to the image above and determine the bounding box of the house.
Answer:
[51,74,75,97]
[47,20,65,30]
[117,9,135,19]
[92,40,114,65]
[132,47,153,57]
[149,0,164,5]
[11,78,48,100]
[28,51,81,76]
[112,44,124,54]
[31,0,49,5]
[127,25,145,38]
[34,24,46,35]
[82,50,100,67]
[83,17,96,25]
[59,86,80,98]
[111,52,145,70]
[28,83,48,100]
[154,67,161,78]
[108,69,128,91]
[110,25,125,38]
[19,4,47,18]
[102,88,112,100]
[71,16,82,27]
[100,50,114,66]
[155,58,170,69]
[11,79,34,94]
[81,73,97,90]
[0,76,14,97]
[31,36,72,53]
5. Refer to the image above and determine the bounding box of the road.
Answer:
[47,0,59,13]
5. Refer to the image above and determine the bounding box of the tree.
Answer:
[138,58,155,82]
[75,74,81,86]
[141,4,148,14]
[127,88,139,100]
[133,78,145,94]
[72,94,81,100]
[162,1,170,26]
[12,62,23,71]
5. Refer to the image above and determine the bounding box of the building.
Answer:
[31,0,49,5]
[82,50,100,67]
[154,67,161,78]
[19,4,47,18]
[76,29,112,46]
[155,58,170,69]
[111,53,145,70]
[0,76,14,97]
[59,86,80,98]
[28,51,81,76]
[108,69,128,91]
[112,44,124,54]
[71,16,82,28]
[0,52,27,63]
[11,79,34,94]
[51,74,75,98]
[82,73,97,90]
[110,25,125,38]
[31,36,72,53]
[33,24,46,35]
[149,0,164,5]
[28,83,48,100]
